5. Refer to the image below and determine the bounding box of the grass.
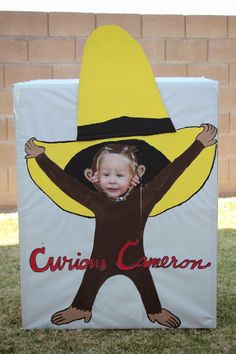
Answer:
[0,199,235,354]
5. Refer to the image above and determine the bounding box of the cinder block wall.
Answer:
[0,12,236,209]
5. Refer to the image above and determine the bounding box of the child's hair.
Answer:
[93,144,139,175]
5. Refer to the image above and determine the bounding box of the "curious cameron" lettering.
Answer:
[29,240,211,273]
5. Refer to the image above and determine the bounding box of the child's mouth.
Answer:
[105,188,121,195]
[106,188,119,192]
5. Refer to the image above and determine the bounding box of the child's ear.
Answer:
[137,165,146,178]
[84,168,93,181]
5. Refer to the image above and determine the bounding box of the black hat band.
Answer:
[77,116,176,141]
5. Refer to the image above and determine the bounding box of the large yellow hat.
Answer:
[27,25,216,218]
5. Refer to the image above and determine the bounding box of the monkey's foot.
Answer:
[51,306,92,325]
[148,308,181,328]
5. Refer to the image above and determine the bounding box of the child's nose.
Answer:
[109,175,116,183]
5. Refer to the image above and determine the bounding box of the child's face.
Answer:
[98,153,134,198]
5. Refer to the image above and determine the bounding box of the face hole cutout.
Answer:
[65,139,170,191]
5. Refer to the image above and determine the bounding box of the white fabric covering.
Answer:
[14,78,218,329]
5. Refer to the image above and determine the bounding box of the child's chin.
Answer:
[107,192,120,198]
[105,190,122,198]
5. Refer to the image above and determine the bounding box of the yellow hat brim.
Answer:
[27,127,216,218]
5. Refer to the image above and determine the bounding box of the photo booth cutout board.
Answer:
[14,78,218,329]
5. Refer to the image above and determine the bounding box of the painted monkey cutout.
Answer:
[25,26,217,328]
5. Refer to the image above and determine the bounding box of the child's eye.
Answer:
[117,174,123,177]
[102,173,109,177]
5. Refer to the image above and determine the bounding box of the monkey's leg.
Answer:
[128,267,181,328]
[51,268,110,325]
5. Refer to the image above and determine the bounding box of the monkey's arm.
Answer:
[143,140,206,207]
[35,153,101,211]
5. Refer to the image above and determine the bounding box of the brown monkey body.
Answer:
[33,139,205,327]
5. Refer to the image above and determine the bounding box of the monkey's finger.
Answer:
[27,137,36,148]
[26,140,37,151]
[25,144,32,154]
[25,141,31,150]
[208,124,216,135]
[209,124,215,133]
[53,318,66,325]
[200,123,209,132]
[51,313,63,321]
[51,318,64,325]
[170,315,181,327]
[25,139,31,147]
[208,127,217,140]
[163,320,173,328]
[30,137,36,143]
[167,318,178,328]
[212,126,218,136]
[51,313,66,324]
[207,139,217,146]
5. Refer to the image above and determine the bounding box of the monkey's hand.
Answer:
[25,137,45,159]
[196,123,217,147]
